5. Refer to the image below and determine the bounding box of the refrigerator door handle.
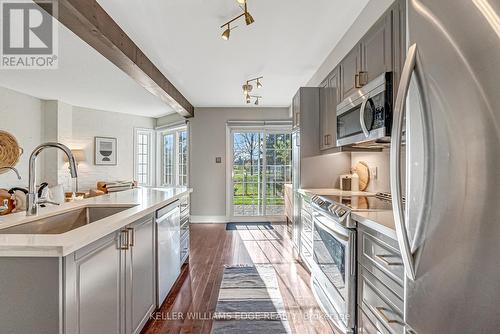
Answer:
[390,43,427,281]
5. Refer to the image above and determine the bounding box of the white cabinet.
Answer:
[64,214,156,334]
[126,216,156,334]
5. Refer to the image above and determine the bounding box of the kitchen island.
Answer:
[0,187,192,334]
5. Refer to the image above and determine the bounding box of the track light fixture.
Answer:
[221,24,231,40]
[245,95,261,105]
[242,76,263,103]
[220,0,255,40]
[256,78,262,88]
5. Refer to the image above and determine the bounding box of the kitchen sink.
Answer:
[0,205,137,235]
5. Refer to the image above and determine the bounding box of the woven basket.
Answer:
[0,130,23,174]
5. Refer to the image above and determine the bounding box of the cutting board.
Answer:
[355,161,370,191]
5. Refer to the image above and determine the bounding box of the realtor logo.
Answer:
[0,0,58,69]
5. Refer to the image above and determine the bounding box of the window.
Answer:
[159,126,189,186]
[134,128,154,186]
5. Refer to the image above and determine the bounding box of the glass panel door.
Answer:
[231,130,291,217]
[265,133,292,216]
[162,133,175,185]
[232,132,263,217]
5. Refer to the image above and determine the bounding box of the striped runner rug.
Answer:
[211,265,292,333]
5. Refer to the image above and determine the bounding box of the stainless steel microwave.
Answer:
[336,72,393,147]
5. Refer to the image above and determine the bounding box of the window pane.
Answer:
[135,131,151,186]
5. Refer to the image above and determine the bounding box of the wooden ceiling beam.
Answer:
[35,0,194,117]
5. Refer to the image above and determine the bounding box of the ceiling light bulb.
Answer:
[244,11,255,25]
[256,79,262,88]
[237,0,246,4]
[221,26,231,40]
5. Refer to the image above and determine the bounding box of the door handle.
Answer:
[390,43,433,281]
[127,227,135,247]
[359,97,370,137]
[118,229,129,250]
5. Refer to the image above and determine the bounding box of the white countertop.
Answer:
[351,211,397,240]
[0,187,192,257]
[298,188,377,197]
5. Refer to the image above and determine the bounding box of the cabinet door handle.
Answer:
[375,306,402,324]
[355,71,368,88]
[118,230,129,250]
[375,254,403,266]
[127,227,135,247]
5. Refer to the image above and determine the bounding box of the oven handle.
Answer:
[359,97,370,137]
[313,217,349,244]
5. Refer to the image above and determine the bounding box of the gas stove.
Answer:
[311,192,394,228]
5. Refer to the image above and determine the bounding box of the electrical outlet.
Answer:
[370,166,378,179]
[215,157,222,163]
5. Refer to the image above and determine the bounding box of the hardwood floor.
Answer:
[142,223,334,334]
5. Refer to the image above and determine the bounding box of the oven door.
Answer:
[312,211,356,331]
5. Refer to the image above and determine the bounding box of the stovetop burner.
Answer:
[315,193,393,212]
[311,192,395,228]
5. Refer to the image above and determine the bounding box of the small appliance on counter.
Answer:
[339,161,370,192]
[339,174,352,191]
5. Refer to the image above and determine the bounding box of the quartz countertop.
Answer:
[0,187,192,257]
[298,188,377,197]
[351,211,397,240]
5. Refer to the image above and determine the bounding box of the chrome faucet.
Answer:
[26,142,78,216]
[0,166,21,180]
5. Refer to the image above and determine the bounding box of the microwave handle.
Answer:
[359,97,370,137]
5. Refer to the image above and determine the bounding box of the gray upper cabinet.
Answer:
[319,68,339,151]
[340,44,362,100]
[126,216,156,334]
[293,87,320,158]
[360,13,393,84]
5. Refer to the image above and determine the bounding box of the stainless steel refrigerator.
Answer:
[390,0,500,333]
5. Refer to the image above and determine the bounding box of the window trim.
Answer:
[156,125,189,187]
[133,128,155,187]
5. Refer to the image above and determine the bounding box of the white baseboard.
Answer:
[190,216,229,224]
[190,215,286,224]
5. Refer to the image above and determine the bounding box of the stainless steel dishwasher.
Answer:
[156,201,180,307]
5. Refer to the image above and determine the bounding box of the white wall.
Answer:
[0,85,155,192]
[301,152,351,189]
[351,150,391,193]
[60,106,155,191]
[0,86,43,188]
[189,107,290,220]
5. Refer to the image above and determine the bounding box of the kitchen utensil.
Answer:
[0,131,23,173]
[355,161,370,191]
